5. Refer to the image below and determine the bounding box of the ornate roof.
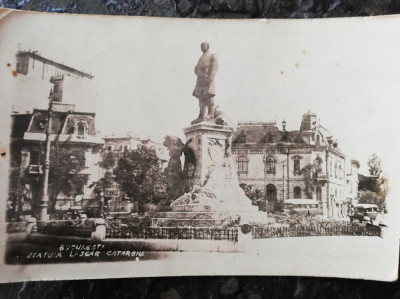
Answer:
[233,122,305,145]
[11,109,103,145]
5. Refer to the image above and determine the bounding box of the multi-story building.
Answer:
[8,51,103,218]
[13,50,95,113]
[231,111,359,218]
[346,159,360,205]
[102,134,168,169]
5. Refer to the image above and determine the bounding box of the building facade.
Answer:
[232,111,359,218]
[9,104,104,216]
[8,51,103,218]
[102,134,168,169]
[13,50,96,114]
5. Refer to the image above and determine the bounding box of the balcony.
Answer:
[27,164,42,174]
[317,173,328,185]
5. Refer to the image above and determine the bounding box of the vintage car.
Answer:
[283,199,322,216]
[348,203,380,224]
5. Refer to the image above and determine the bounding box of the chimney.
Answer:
[333,139,338,148]
[49,75,64,102]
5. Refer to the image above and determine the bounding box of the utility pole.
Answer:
[39,95,53,221]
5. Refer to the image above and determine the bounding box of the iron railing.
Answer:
[252,223,381,239]
[36,220,95,238]
[6,222,27,233]
[105,226,239,241]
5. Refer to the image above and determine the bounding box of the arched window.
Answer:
[266,184,277,201]
[293,186,302,199]
[265,156,275,174]
[77,123,85,136]
[237,156,248,173]
[75,120,88,139]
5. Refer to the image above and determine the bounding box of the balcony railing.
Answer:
[27,164,42,174]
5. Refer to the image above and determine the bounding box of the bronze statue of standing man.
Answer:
[192,42,219,124]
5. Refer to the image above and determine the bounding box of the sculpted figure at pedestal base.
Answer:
[163,136,197,200]
[192,42,219,124]
[163,136,185,202]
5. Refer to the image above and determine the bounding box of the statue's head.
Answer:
[163,135,184,156]
[200,42,209,53]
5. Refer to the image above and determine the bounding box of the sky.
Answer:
[1,10,400,180]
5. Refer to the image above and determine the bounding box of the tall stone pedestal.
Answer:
[170,121,258,215]
[183,122,234,190]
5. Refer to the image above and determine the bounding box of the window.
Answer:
[77,123,85,136]
[294,158,300,174]
[28,151,41,173]
[237,156,248,173]
[16,56,29,75]
[335,162,338,178]
[265,156,275,174]
[266,184,277,201]
[316,187,322,201]
[30,151,40,165]
[76,120,88,139]
[293,186,301,199]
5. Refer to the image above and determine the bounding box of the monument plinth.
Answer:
[170,121,258,215]
[183,122,234,189]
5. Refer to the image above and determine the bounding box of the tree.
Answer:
[113,146,166,208]
[47,146,88,211]
[99,151,117,170]
[367,153,382,177]
[89,171,115,198]
[89,151,117,198]
[359,153,389,210]
[300,156,323,199]
[358,190,386,210]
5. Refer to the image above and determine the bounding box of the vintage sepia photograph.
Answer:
[0,9,399,282]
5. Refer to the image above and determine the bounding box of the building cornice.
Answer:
[16,51,94,79]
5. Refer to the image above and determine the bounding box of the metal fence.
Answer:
[105,226,239,241]
[6,222,27,233]
[36,220,95,238]
[252,223,381,239]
